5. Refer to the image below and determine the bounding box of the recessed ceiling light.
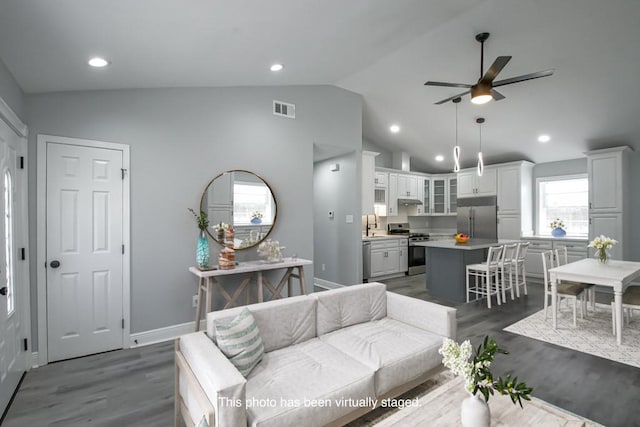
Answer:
[435,155,444,162]
[389,124,400,133]
[270,63,284,72]
[88,57,109,68]
[538,134,551,143]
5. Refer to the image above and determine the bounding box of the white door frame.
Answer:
[0,97,30,373]
[36,134,130,366]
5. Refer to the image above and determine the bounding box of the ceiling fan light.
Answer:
[470,84,493,105]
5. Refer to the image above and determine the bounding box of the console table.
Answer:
[188,257,312,331]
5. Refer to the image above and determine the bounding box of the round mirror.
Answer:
[200,170,277,250]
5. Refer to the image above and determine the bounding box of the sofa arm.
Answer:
[178,332,247,427]
[386,292,457,339]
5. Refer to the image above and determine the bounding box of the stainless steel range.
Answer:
[388,223,428,276]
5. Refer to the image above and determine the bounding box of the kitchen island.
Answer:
[413,239,520,303]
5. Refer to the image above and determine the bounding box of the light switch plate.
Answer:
[345,215,353,223]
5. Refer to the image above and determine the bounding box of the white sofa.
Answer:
[175,282,456,427]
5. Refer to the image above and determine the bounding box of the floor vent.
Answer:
[273,100,295,119]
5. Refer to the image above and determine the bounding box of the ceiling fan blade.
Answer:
[424,81,472,88]
[491,89,505,101]
[492,69,554,88]
[434,90,471,105]
[480,56,511,83]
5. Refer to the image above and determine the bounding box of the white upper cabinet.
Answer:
[587,147,629,213]
[374,172,387,188]
[497,162,533,215]
[387,173,398,216]
[457,167,496,198]
[397,174,418,199]
[361,151,378,215]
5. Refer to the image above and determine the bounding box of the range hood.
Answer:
[397,198,422,205]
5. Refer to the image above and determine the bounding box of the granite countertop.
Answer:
[413,239,521,250]
[521,235,588,241]
[362,235,407,242]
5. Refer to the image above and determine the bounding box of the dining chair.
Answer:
[611,286,640,334]
[513,242,529,298]
[555,246,595,313]
[498,243,518,302]
[466,245,503,309]
[541,250,585,327]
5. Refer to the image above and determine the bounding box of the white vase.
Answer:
[461,393,491,427]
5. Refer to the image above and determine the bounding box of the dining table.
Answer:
[549,258,640,345]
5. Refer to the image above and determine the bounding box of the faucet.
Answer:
[365,214,378,237]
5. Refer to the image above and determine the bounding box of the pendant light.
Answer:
[452,97,461,172]
[476,117,485,177]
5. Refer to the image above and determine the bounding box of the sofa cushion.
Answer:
[215,308,265,377]
[245,338,375,427]
[314,282,387,336]
[208,295,316,353]
[320,318,443,396]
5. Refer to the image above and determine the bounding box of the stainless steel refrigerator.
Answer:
[456,196,498,239]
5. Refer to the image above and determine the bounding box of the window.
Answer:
[537,174,588,236]
[233,181,274,225]
[4,171,15,315]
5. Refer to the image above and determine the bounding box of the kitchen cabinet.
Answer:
[496,161,534,239]
[414,176,428,215]
[369,238,408,278]
[448,177,457,214]
[432,177,446,214]
[374,172,387,188]
[586,146,630,260]
[457,167,497,198]
[522,238,587,279]
[387,173,398,216]
[397,174,418,199]
[361,151,378,215]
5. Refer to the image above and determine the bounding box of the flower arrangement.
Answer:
[439,336,533,406]
[257,239,285,263]
[188,208,209,231]
[588,235,618,263]
[213,222,230,232]
[549,218,565,230]
[251,211,263,220]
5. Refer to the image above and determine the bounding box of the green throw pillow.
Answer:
[214,308,264,377]
[196,416,209,427]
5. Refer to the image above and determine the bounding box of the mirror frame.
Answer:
[200,169,278,250]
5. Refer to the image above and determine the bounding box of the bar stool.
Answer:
[555,245,595,312]
[513,242,529,298]
[498,243,518,302]
[541,250,585,327]
[466,245,504,309]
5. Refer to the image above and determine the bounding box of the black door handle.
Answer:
[50,260,61,268]
[0,287,7,296]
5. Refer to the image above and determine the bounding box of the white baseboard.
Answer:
[31,352,39,369]
[313,278,344,290]
[130,320,206,347]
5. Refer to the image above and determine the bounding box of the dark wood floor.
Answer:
[3,275,639,426]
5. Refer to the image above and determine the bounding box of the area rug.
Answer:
[504,304,640,368]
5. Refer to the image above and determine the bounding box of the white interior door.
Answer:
[0,118,27,413]
[46,142,124,362]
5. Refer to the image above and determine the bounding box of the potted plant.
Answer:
[188,208,210,269]
[439,336,533,427]
[251,211,263,224]
[549,218,566,237]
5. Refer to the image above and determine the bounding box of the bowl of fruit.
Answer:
[454,233,469,243]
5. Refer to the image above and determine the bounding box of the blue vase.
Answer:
[251,217,262,224]
[551,227,566,237]
[196,230,210,268]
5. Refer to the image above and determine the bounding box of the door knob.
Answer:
[0,287,7,296]
[50,260,61,268]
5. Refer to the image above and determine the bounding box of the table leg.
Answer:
[298,265,306,295]
[551,275,558,330]
[205,277,213,315]
[615,290,623,345]
[194,278,204,332]
[257,272,264,303]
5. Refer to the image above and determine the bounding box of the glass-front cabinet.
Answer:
[448,176,457,214]
[423,177,431,214]
[432,177,446,214]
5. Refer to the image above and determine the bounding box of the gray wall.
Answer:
[313,151,362,286]
[0,58,24,121]
[25,85,362,343]
[363,138,392,168]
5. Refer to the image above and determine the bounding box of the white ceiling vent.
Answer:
[273,100,296,119]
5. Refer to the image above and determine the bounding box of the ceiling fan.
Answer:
[424,32,554,105]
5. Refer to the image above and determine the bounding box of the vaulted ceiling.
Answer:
[1,0,639,172]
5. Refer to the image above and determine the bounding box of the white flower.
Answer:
[549,218,565,229]
[588,235,618,250]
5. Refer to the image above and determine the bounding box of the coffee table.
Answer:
[376,377,602,426]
